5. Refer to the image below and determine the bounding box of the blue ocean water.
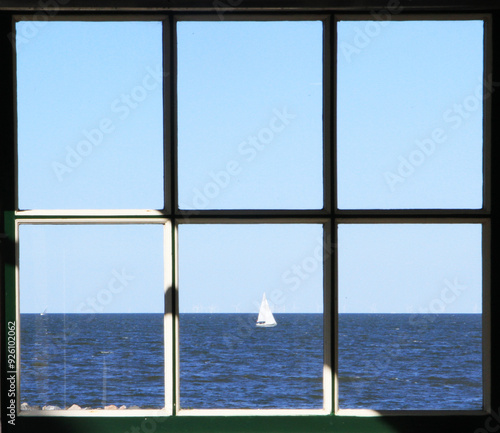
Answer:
[179,313,324,409]
[20,313,482,410]
[338,314,483,410]
[20,314,164,409]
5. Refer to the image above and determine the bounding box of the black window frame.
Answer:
[0,2,498,433]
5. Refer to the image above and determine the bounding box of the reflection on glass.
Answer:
[177,21,323,210]
[337,223,483,410]
[16,21,164,210]
[178,224,324,409]
[337,20,484,209]
[19,224,165,410]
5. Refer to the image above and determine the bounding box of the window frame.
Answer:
[0,3,497,433]
[334,218,491,416]
[12,14,172,217]
[172,13,332,218]
[174,218,332,416]
[333,13,492,216]
[14,217,174,418]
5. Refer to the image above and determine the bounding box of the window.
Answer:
[0,4,497,433]
[18,222,170,412]
[337,222,486,411]
[15,20,165,211]
[335,17,489,415]
[178,223,328,412]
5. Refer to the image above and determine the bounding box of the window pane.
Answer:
[16,21,164,210]
[337,20,484,209]
[337,223,483,410]
[177,21,323,210]
[19,224,165,410]
[178,224,324,409]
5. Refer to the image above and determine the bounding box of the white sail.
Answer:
[256,293,277,327]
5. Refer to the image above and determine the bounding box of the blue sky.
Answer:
[177,21,323,210]
[337,20,484,209]
[17,20,484,314]
[16,21,164,210]
[178,224,324,313]
[19,224,165,314]
[338,224,483,314]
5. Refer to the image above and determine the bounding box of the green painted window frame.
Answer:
[1,2,498,433]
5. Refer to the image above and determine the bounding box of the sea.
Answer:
[20,313,483,411]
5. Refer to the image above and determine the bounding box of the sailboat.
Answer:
[256,292,277,327]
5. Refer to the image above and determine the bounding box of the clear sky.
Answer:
[338,224,482,314]
[17,20,484,314]
[178,224,324,313]
[177,21,323,210]
[16,21,164,210]
[19,224,165,314]
[337,20,484,209]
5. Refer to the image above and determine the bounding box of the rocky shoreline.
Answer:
[21,403,156,411]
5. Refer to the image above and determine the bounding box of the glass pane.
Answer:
[16,21,164,210]
[337,223,483,410]
[177,21,323,210]
[337,20,484,209]
[19,224,165,410]
[178,224,324,409]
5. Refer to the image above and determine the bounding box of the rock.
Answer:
[118,405,127,410]
[128,405,140,409]
[42,405,61,410]
[104,405,118,410]
[67,404,81,410]
[20,402,31,411]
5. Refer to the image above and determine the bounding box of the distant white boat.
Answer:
[256,293,277,327]
[40,308,47,316]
